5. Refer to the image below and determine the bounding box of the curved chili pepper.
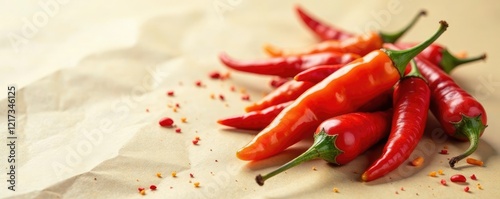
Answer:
[295,5,353,41]
[415,56,487,168]
[236,21,447,161]
[264,10,426,57]
[256,110,393,185]
[362,61,431,182]
[219,52,359,78]
[396,43,486,73]
[245,80,314,112]
[219,89,393,131]
[294,64,344,83]
[218,101,293,130]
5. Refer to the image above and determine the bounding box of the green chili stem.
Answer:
[384,20,448,77]
[441,50,487,73]
[256,129,342,186]
[449,114,487,168]
[379,10,427,43]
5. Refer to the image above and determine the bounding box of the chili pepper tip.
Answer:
[449,114,486,168]
[255,174,265,186]
[379,10,428,43]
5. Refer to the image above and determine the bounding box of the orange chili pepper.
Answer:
[263,10,426,57]
[236,21,448,161]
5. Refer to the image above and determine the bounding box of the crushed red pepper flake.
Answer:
[439,149,448,154]
[192,139,199,145]
[230,85,236,92]
[156,172,162,178]
[440,179,447,185]
[138,187,145,192]
[464,186,470,192]
[171,171,177,177]
[159,117,174,127]
[140,189,146,195]
[190,173,194,178]
[146,109,149,112]
[400,187,405,191]
[241,94,250,101]
[477,183,483,190]
[195,80,203,87]
[150,185,157,190]
[332,187,339,193]
[210,93,215,99]
[180,117,187,123]
[209,71,221,79]
[167,91,175,96]
[429,171,437,177]
[195,136,200,140]
[175,128,182,133]
[219,94,225,100]
[470,174,477,180]
[194,182,200,188]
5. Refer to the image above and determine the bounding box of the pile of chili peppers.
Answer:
[217,5,488,185]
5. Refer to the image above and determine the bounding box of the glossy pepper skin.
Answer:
[362,62,431,182]
[237,21,447,161]
[256,110,393,185]
[245,80,314,112]
[414,56,487,167]
[219,52,358,78]
[264,10,426,57]
[295,5,353,40]
[218,89,393,131]
[294,64,345,83]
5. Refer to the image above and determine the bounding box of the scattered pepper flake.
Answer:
[175,128,182,133]
[241,94,250,101]
[219,94,225,100]
[240,88,247,94]
[429,171,437,177]
[443,145,448,149]
[400,187,405,191]
[466,158,484,166]
[173,107,178,112]
[411,156,424,167]
[470,174,477,180]
[150,185,157,190]
[167,90,175,96]
[194,182,200,188]
[146,108,149,112]
[192,139,199,145]
[156,172,162,178]
[450,174,466,183]
[440,179,447,185]
[209,71,221,79]
[215,159,218,162]
[171,171,177,177]
[438,169,444,175]
[180,117,187,123]
[221,72,230,80]
[195,80,203,87]
[159,117,174,127]
[195,136,200,140]
[138,187,145,192]
[140,189,146,195]
[439,149,448,154]
[477,183,483,190]
[312,167,317,171]
[190,173,194,178]
[332,187,339,193]
[464,186,470,192]
[230,85,236,92]
[210,93,215,99]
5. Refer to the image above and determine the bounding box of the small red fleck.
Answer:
[195,80,203,87]
[241,94,250,101]
[138,187,145,192]
[440,179,447,185]
[230,86,236,92]
[464,186,470,192]
[192,139,199,145]
[175,103,180,108]
[167,91,174,96]
[215,160,218,162]
[159,117,174,127]
[209,71,221,79]
[146,109,150,112]
[439,149,448,154]
[219,94,225,100]
[175,128,182,133]
[400,187,405,191]
[150,185,157,190]
[450,174,467,183]
[190,173,194,178]
[470,174,477,180]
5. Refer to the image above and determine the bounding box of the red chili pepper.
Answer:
[219,90,392,131]
[450,174,467,183]
[386,44,488,167]
[219,52,358,78]
[396,43,486,73]
[294,5,353,41]
[414,55,487,168]
[245,80,315,112]
[218,101,293,130]
[237,22,447,161]
[255,110,393,185]
[362,61,431,182]
[293,64,344,83]
[264,10,426,57]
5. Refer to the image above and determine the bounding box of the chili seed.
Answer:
[159,117,174,127]
[171,171,177,177]
[470,174,477,180]
[156,172,162,178]
[333,187,339,193]
[450,174,466,183]
[180,117,187,123]
[194,182,200,188]
[437,169,444,175]
[411,156,424,167]
[477,183,483,190]
[140,190,146,195]
[429,171,437,177]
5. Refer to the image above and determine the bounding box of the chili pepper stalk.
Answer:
[449,114,487,167]
[238,21,448,161]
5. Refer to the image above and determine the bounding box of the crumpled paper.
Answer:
[1,0,499,198]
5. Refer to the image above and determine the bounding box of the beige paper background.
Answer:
[1,0,499,198]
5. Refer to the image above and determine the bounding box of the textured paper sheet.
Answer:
[1,0,499,198]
